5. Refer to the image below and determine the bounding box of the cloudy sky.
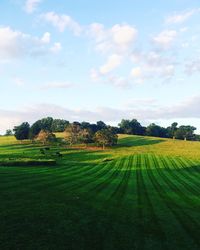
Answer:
[1,0,200,133]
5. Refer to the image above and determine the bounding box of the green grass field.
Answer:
[0,135,200,250]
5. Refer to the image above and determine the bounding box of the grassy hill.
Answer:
[0,135,200,250]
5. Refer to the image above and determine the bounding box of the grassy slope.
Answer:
[0,135,200,250]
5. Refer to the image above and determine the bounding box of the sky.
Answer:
[1,0,200,134]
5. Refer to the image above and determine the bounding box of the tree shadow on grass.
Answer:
[117,136,165,147]
[62,149,111,163]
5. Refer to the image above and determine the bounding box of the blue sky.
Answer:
[1,0,200,133]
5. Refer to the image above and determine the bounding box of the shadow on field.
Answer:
[63,149,111,162]
[117,136,164,147]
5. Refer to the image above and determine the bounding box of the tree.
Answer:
[79,128,94,146]
[146,123,167,138]
[64,122,81,145]
[30,117,54,139]
[96,121,107,130]
[5,129,13,136]
[175,125,196,141]
[40,117,54,132]
[51,119,69,132]
[94,129,118,150]
[30,120,42,140]
[167,122,178,139]
[118,119,145,135]
[13,122,30,141]
[37,130,56,144]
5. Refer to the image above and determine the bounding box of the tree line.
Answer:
[5,117,200,147]
[10,117,118,149]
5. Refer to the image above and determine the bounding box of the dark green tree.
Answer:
[51,119,69,132]
[175,125,196,140]
[146,123,167,138]
[118,119,145,135]
[13,122,30,141]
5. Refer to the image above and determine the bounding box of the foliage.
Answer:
[13,122,30,141]
[118,119,145,135]
[146,123,167,138]
[175,125,196,140]
[79,128,94,145]
[5,129,13,136]
[64,122,81,145]
[94,128,118,149]
[37,130,57,144]
[51,119,69,132]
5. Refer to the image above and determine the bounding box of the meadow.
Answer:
[0,134,200,250]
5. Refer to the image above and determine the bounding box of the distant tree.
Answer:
[118,119,145,135]
[30,117,54,139]
[64,122,81,145]
[37,130,56,144]
[5,129,13,136]
[89,123,99,134]
[175,125,196,141]
[51,119,69,132]
[13,122,30,141]
[94,129,118,150]
[80,122,91,130]
[30,120,42,140]
[96,121,107,130]
[79,128,94,146]
[167,122,178,139]
[40,117,54,132]
[146,123,167,138]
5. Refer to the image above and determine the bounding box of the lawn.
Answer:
[0,135,200,250]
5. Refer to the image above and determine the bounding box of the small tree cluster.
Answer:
[94,129,118,149]
[37,130,56,145]
[64,123,118,149]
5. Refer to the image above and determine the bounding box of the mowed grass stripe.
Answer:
[167,157,200,197]
[1,161,107,195]
[104,156,132,206]
[151,154,200,248]
[84,157,126,202]
[63,159,119,195]
[154,155,198,209]
[0,162,94,191]
[177,158,200,185]
[147,154,199,249]
[138,154,167,248]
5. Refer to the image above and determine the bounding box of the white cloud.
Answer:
[111,24,137,46]
[130,50,176,82]
[153,30,177,49]
[41,12,82,35]
[99,54,122,74]
[41,81,72,90]
[90,69,100,82]
[131,67,142,78]
[107,75,130,88]
[165,9,198,24]
[0,26,60,61]
[41,32,50,44]
[88,23,138,53]
[25,0,42,13]
[50,42,62,53]
[0,26,28,60]
[185,58,200,75]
